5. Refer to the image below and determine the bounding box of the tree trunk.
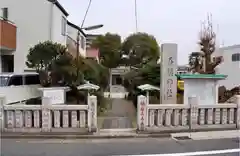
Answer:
[109,68,112,92]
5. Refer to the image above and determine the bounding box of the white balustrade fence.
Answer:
[0,95,97,133]
[137,95,240,132]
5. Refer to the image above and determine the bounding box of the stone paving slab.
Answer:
[101,98,136,129]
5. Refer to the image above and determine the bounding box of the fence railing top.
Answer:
[147,103,237,109]
[3,104,89,110]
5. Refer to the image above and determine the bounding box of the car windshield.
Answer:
[0,76,10,86]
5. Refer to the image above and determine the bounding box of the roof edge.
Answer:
[175,74,227,80]
[219,44,240,51]
[67,21,86,37]
[48,0,69,16]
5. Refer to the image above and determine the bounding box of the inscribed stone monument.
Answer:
[160,43,178,104]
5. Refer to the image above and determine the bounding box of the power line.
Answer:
[81,0,92,28]
[134,0,138,32]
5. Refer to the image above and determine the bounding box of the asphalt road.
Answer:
[1,138,239,156]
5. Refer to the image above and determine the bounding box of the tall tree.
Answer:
[189,15,223,74]
[123,60,161,107]
[121,32,160,66]
[91,33,122,69]
[199,15,223,74]
[26,41,72,86]
[91,33,122,91]
[26,41,67,71]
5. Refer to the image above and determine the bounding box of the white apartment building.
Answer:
[214,44,240,89]
[0,0,86,73]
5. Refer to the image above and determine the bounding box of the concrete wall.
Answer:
[214,45,240,89]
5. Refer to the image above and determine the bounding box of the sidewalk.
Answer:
[1,131,170,139]
[171,130,240,140]
[1,130,239,140]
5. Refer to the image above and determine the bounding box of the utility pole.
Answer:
[134,0,138,32]
[76,31,80,81]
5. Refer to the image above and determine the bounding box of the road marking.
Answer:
[116,148,240,156]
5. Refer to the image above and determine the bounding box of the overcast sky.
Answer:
[59,0,240,65]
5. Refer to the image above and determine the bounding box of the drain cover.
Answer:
[173,136,192,140]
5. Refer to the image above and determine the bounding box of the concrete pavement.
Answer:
[1,138,239,156]
[102,98,136,129]
[2,130,239,140]
[171,130,240,140]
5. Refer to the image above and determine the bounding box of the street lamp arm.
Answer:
[82,24,104,31]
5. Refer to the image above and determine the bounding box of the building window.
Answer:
[61,16,67,35]
[80,36,85,49]
[8,76,23,86]
[25,75,40,85]
[232,53,240,62]
[1,8,8,20]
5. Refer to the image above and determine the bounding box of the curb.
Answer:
[1,133,171,139]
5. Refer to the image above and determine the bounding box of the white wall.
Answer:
[51,4,67,45]
[67,24,86,57]
[0,0,68,72]
[214,45,240,89]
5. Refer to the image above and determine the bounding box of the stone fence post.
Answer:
[189,96,198,130]
[137,95,148,131]
[41,97,51,132]
[0,96,6,131]
[88,95,97,132]
[235,95,240,129]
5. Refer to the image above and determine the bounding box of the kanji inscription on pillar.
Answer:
[160,43,177,104]
[140,101,145,126]
[91,101,95,126]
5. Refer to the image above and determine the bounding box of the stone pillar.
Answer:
[160,43,178,104]
[109,69,112,95]
[235,95,240,129]
[137,95,148,131]
[189,96,198,130]
[41,97,51,132]
[88,95,97,132]
[0,96,6,131]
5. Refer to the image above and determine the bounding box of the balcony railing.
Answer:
[0,17,17,51]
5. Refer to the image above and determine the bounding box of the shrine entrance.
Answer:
[98,98,136,130]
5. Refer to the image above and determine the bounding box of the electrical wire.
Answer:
[81,0,92,28]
